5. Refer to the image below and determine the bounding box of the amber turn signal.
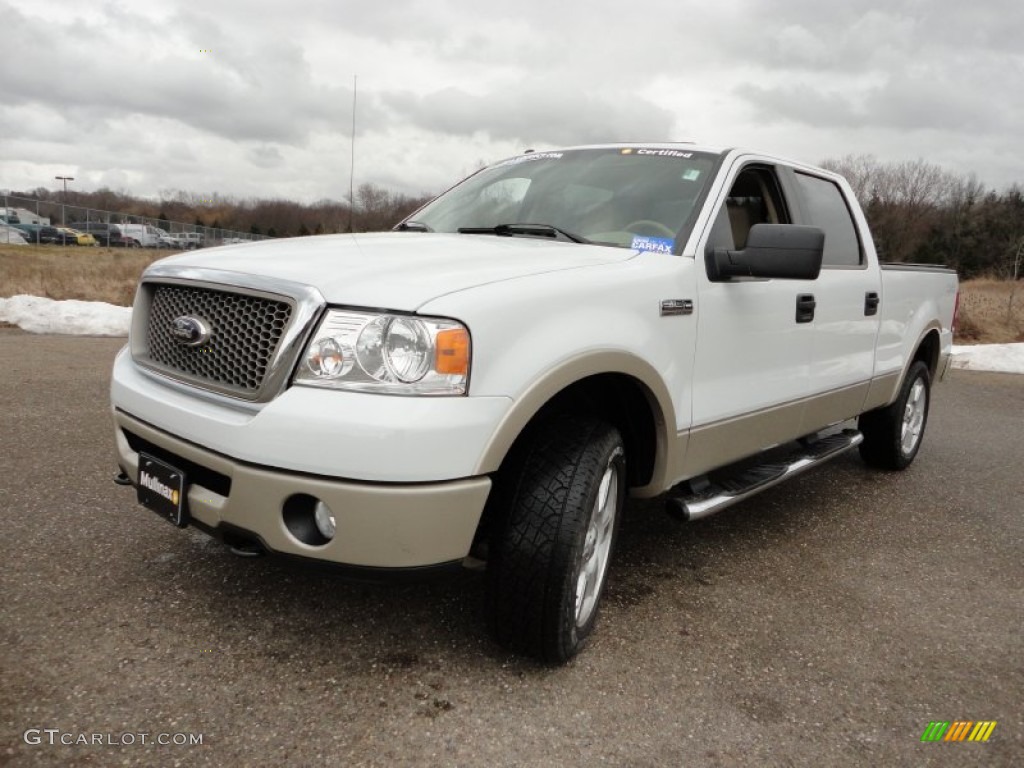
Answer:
[434,328,470,375]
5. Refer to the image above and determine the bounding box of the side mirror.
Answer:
[709,224,824,281]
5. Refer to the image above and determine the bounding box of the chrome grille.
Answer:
[144,284,293,396]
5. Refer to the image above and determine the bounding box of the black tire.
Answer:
[486,415,626,663]
[858,360,931,470]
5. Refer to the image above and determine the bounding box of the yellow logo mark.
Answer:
[171,490,179,505]
[620,148,633,154]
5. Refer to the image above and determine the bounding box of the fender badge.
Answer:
[660,299,693,316]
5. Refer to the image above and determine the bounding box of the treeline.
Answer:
[821,155,1024,278]
[14,183,434,238]
[17,156,1024,277]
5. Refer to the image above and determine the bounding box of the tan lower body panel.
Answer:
[114,411,491,568]
[861,371,902,412]
[676,381,870,482]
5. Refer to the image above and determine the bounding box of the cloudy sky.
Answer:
[1,0,1022,204]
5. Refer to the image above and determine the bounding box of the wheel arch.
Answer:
[912,326,941,380]
[865,324,944,413]
[474,352,675,497]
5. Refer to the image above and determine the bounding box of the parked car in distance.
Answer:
[11,223,60,244]
[120,224,166,248]
[70,222,126,247]
[177,232,205,249]
[53,227,80,246]
[0,224,29,244]
[58,227,97,246]
[157,232,186,249]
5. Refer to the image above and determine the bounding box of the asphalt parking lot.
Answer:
[1,329,1021,767]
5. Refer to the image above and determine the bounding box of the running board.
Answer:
[666,429,863,522]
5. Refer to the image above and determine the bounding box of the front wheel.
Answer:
[859,360,931,470]
[487,415,625,662]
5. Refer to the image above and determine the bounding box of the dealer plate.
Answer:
[137,453,189,527]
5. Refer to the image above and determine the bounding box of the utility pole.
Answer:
[348,75,357,233]
[55,175,74,225]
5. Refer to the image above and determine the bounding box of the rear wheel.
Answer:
[487,415,625,662]
[859,360,931,470]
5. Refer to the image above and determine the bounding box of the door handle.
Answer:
[796,294,816,324]
[865,291,880,316]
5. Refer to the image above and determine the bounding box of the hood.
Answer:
[155,232,636,310]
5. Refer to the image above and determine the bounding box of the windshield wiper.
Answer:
[457,223,590,244]
[396,220,433,232]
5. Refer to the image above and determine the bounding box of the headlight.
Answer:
[294,309,470,395]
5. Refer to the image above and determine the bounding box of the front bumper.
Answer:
[111,347,512,482]
[114,410,491,569]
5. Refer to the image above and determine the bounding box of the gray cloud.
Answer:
[379,87,676,147]
[0,0,1021,201]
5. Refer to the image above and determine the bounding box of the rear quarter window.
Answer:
[794,172,862,267]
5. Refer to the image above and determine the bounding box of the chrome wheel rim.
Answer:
[574,455,619,628]
[901,378,927,456]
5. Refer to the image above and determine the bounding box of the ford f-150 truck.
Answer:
[112,144,958,661]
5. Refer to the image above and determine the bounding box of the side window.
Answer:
[707,166,789,251]
[793,173,862,266]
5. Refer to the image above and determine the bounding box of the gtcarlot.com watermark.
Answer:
[24,728,203,747]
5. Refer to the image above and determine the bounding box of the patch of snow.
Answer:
[0,294,1022,374]
[951,343,1024,374]
[0,294,131,336]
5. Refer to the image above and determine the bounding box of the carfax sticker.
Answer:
[496,151,564,167]
[631,235,674,254]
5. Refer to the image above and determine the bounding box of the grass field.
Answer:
[1,244,1021,343]
[954,277,1024,343]
[0,244,164,307]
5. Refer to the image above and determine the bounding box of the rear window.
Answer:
[793,173,862,266]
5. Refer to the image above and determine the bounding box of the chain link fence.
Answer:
[1,194,269,248]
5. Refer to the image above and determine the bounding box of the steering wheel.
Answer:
[625,220,675,238]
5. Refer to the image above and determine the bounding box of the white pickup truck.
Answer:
[111,144,958,661]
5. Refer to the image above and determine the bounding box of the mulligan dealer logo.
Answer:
[139,470,179,506]
[920,721,997,742]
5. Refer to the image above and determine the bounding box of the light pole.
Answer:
[55,175,74,226]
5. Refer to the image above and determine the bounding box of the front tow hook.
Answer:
[114,470,133,486]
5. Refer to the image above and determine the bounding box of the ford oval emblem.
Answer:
[171,316,211,347]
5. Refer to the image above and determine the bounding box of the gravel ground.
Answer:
[1,329,1021,767]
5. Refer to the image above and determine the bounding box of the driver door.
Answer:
[684,160,816,477]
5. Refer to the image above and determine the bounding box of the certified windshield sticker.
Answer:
[631,235,674,254]
[496,151,564,168]
[620,148,693,159]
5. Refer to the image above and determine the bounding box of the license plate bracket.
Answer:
[137,453,189,527]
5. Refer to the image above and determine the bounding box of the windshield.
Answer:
[405,147,720,251]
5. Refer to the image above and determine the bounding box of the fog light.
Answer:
[314,501,336,540]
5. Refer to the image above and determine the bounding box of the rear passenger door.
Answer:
[785,169,881,434]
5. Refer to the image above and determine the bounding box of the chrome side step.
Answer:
[666,429,863,522]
